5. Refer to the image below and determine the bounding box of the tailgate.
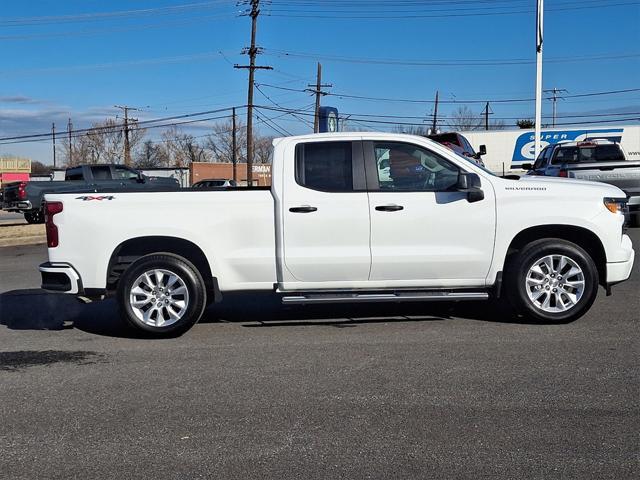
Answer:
[1,182,21,204]
[567,162,640,193]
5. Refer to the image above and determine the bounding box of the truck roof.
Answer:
[273,132,440,144]
[554,139,618,148]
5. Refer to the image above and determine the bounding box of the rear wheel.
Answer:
[504,239,599,323]
[24,209,44,224]
[117,254,207,336]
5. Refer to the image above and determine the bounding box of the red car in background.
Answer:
[427,132,487,167]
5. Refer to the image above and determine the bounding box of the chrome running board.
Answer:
[281,291,489,305]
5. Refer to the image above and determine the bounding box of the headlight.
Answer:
[603,197,628,215]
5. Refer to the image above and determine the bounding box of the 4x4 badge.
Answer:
[75,195,115,201]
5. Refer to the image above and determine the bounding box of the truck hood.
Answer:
[516,175,626,197]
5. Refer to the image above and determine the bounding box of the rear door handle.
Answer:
[375,204,404,212]
[289,206,318,213]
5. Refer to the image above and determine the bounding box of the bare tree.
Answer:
[254,135,274,164]
[392,125,429,136]
[450,106,481,131]
[61,118,146,166]
[204,119,247,163]
[135,140,170,168]
[489,119,506,130]
[161,127,208,166]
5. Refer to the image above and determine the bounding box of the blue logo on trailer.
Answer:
[318,106,339,133]
[512,128,624,164]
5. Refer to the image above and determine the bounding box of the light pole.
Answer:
[534,0,544,160]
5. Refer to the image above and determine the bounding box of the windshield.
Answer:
[452,151,496,176]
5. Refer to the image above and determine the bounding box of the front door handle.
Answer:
[375,204,404,212]
[289,206,318,213]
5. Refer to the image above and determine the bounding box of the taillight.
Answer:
[45,201,63,248]
[17,182,27,200]
[559,169,568,178]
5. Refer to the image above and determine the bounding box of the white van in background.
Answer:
[460,125,640,174]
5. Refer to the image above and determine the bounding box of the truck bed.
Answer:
[45,188,277,291]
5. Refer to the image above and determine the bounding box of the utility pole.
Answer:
[544,87,567,127]
[51,123,56,168]
[114,105,138,166]
[232,107,237,183]
[307,63,332,133]
[534,0,544,159]
[482,102,493,130]
[67,118,73,165]
[235,0,272,186]
[431,90,439,133]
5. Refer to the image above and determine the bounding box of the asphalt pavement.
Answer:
[0,232,638,479]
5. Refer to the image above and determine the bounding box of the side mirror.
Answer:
[137,172,145,183]
[478,145,487,156]
[520,163,533,171]
[456,172,484,203]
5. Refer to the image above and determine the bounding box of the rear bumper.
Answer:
[2,200,32,211]
[39,262,82,294]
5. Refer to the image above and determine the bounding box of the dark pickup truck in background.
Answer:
[1,164,180,223]
[523,140,640,226]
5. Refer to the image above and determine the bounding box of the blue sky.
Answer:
[1,0,639,163]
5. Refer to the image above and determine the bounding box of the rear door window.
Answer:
[90,165,113,180]
[295,141,354,192]
[65,168,83,181]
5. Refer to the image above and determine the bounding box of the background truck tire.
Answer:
[117,253,207,336]
[24,209,44,224]
[504,239,599,323]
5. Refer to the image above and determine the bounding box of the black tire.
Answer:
[116,253,207,336]
[24,209,44,224]
[504,239,599,323]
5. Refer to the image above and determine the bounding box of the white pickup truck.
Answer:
[39,133,635,336]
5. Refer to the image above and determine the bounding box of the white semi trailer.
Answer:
[460,124,640,174]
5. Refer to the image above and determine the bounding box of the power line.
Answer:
[256,83,640,105]
[255,84,315,127]
[265,0,640,18]
[254,104,640,127]
[0,1,233,27]
[264,48,640,67]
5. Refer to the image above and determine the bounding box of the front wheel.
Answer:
[504,239,599,323]
[117,253,207,336]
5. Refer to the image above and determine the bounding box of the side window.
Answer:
[295,141,353,192]
[373,142,459,191]
[533,146,551,169]
[65,168,83,181]
[113,166,139,181]
[459,135,474,155]
[90,165,112,180]
[552,147,578,164]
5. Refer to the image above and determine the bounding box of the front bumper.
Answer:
[606,234,635,284]
[39,262,82,294]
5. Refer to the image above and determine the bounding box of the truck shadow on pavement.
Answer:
[0,289,540,338]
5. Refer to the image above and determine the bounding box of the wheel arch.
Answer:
[504,225,606,285]
[107,236,215,294]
